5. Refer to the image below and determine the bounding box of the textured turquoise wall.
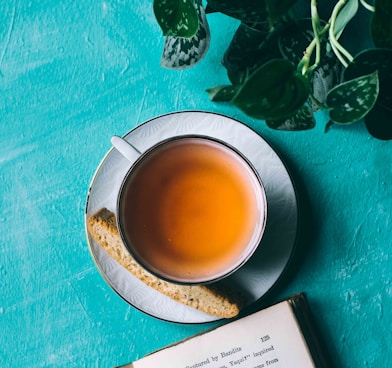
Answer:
[0,1,391,367]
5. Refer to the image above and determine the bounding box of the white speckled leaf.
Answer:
[153,0,199,38]
[160,0,210,69]
[327,71,379,124]
[266,104,316,131]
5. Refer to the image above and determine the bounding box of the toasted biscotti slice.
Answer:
[87,208,246,318]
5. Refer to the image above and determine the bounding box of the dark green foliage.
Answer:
[152,0,392,139]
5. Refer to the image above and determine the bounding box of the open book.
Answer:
[117,293,329,368]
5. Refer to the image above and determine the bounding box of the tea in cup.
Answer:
[114,135,267,284]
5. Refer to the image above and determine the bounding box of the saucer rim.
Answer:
[84,110,299,324]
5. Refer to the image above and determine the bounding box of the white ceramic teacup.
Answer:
[113,134,267,285]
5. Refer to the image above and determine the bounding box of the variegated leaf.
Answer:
[153,0,199,38]
[206,0,268,23]
[266,104,316,131]
[344,49,392,110]
[279,20,344,108]
[327,71,379,124]
[160,0,210,69]
[265,0,299,24]
[223,22,278,85]
[311,53,344,108]
[279,20,315,65]
[206,85,239,101]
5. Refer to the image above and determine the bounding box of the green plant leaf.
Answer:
[206,85,239,101]
[364,101,392,140]
[344,49,392,109]
[153,0,199,38]
[371,0,392,48]
[324,120,334,133]
[232,59,310,120]
[265,0,299,24]
[333,0,359,39]
[223,22,281,85]
[206,0,268,23]
[345,49,392,81]
[279,20,316,65]
[326,71,379,124]
[278,19,343,108]
[266,104,316,131]
[311,53,344,108]
[160,0,210,69]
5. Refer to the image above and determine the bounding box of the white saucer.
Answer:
[85,111,298,323]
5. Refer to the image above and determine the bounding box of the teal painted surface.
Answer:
[0,1,390,367]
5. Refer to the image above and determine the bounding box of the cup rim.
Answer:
[116,134,268,285]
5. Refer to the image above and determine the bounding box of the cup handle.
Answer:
[111,135,142,162]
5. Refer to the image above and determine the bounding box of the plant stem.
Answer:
[359,0,375,12]
[299,0,360,74]
[329,0,354,67]
[298,22,330,76]
[311,0,321,67]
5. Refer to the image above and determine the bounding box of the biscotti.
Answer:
[87,208,247,318]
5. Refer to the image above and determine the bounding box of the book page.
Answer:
[130,300,316,368]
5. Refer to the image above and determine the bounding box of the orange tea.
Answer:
[118,136,266,283]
